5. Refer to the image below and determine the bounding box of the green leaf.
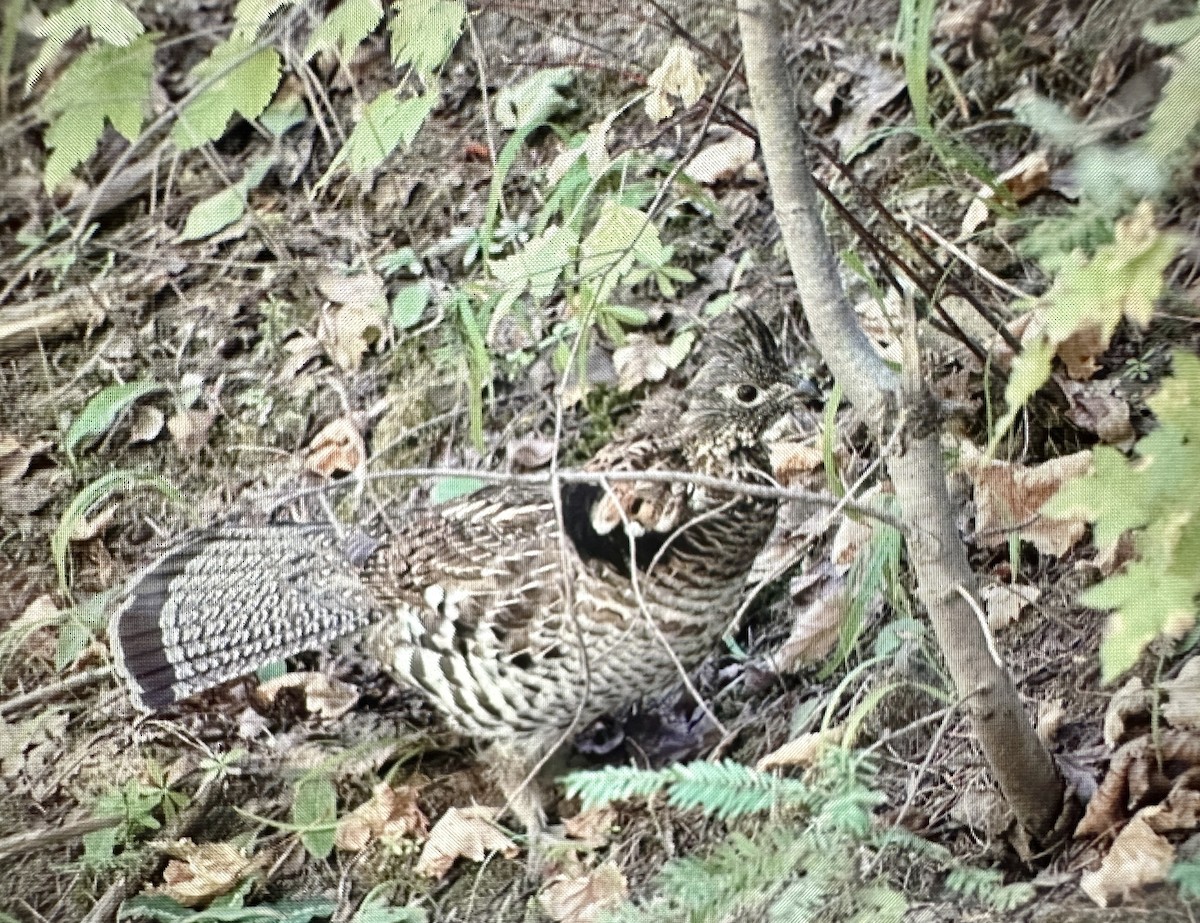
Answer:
[65,380,163,459]
[1043,352,1200,681]
[430,475,483,503]
[52,471,182,593]
[292,775,337,859]
[180,157,273,241]
[579,202,668,304]
[118,894,338,922]
[989,204,1179,450]
[319,89,437,183]
[172,35,282,150]
[391,281,432,330]
[1143,33,1200,164]
[489,224,577,299]
[39,33,155,191]
[28,0,145,89]
[389,0,464,74]
[54,591,111,671]
[351,893,427,923]
[304,0,384,59]
[493,66,574,131]
[232,0,300,39]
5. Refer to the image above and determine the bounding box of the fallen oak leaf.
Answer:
[414,806,518,878]
[540,861,628,923]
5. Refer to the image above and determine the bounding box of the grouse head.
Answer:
[676,308,819,464]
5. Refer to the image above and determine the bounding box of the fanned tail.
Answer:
[110,525,377,710]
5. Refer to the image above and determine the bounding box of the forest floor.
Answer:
[3,0,1200,921]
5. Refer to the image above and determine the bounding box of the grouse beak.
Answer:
[788,369,822,408]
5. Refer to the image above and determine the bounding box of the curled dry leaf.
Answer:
[683,134,757,185]
[980,582,1040,631]
[769,440,823,486]
[414,805,518,878]
[1162,657,1200,731]
[645,42,705,122]
[253,672,359,720]
[168,408,216,456]
[316,271,390,372]
[70,503,118,542]
[960,151,1051,238]
[612,331,694,391]
[156,839,255,907]
[831,516,873,571]
[1059,379,1134,447]
[303,416,366,478]
[0,435,52,483]
[1102,677,1153,749]
[960,442,1092,556]
[1036,698,1067,745]
[1076,729,1200,837]
[128,405,165,444]
[507,432,557,470]
[336,782,429,852]
[563,806,618,845]
[852,289,903,364]
[540,861,628,923]
[765,568,846,674]
[1080,815,1174,908]
[756,726,845,771]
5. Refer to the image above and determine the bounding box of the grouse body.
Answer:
[110,309,813,826]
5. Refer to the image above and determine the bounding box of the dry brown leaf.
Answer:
[1059,379,1134,447]
[128,405,165,444]
[253,672,359,720]
[0,709,68,779]
[1162,657,1200,731]
[1077,730,1200,837]
[961,443,1092,555]
[980,582,1040,631]
[766,570,846,674]
[508,433,557,470]
[960,151,1051,237]
[1056,323,1109,381]
[563,806,617,845]
[540,861,628,923]
[936,0,1003,43]
[280,331,324,380]
[829,54,907,153]
[168,408,215,456]
[831,517,873,571]
[813,73,851,116]
[683,134,756,185]
[317,271,390,371]
[612,331,693,391]
[70,503,118,542]
[645,43,705,122]
[303,416,366,478]
[770,440,824,486]
[156,839,255,907]
[852,290,903,364]
[0,435,52,483]
[415,806,518,878]
[1142,783,1200,834]
[1080,815,1174,907]
[1037,698,1067,745]
[756,726,845,771]
[1103,677,1152,749]
[1094,531,1135,577]
[336,782,429,851]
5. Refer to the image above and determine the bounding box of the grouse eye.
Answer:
[735,384,760,404]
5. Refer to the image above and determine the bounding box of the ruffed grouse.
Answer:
[110,308,815,830]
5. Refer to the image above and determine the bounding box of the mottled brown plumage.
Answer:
[110,308,813,829]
